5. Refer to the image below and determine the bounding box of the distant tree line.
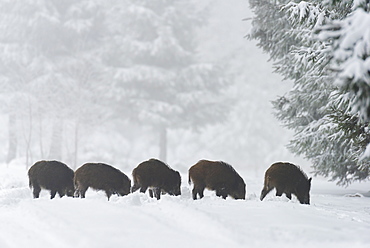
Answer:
[0,0,229,167]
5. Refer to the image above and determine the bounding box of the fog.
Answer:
[0,0,300,176]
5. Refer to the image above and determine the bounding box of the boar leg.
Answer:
[154,188,161,200]
[79,186,88,198]
[275,188,283,197]
[216,188,227,199]
[285,192,292,200]
[32,184,41,198]
[192,188,198,200]
[58,190,65,198]
[75,184,87,198]
[140,185,148,194]
[192,185,205,200]
[221,193,227,199]
[131,184,140,193]
[74,189,80,198]
[105,190,113,201]
[50,190,57,199]
[149,188,161,200]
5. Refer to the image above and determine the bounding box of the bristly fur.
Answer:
[218,161,238,173]
[149,158,175,171]
[278,162,309,180]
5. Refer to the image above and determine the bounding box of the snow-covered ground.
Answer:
[0,163,369,248]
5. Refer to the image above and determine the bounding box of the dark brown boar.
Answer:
[131,158,181,200]
[28,160,75,199]
[188,160,246,200]
[260,162,312,204]
[74,163,131,200]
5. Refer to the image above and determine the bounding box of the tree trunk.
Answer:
[38,114,45,158]
[49,118,63,160]
[24,97,33,168]
[6,113,17,164]
[73,120,79,169]
[159,125,167,162]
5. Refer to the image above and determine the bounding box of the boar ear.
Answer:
[308,177,312,183]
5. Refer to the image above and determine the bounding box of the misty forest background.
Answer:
[0,0,369,186]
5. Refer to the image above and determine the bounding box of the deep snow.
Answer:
[0,163,369,248]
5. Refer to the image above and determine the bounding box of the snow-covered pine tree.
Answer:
[318,4,370,122]
[248,0,370,185]
[316,0,370,168]
[105,0,229,161]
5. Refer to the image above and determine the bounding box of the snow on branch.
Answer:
[319,8,370,122]
[282,1,329,28]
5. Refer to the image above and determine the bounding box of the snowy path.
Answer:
[0,166,369,248]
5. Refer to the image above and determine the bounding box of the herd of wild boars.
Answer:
[27,158,312,204]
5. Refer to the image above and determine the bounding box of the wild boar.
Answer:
[188,160,246,200]
[260,162,312,204]
[28,160,75,199]
[74,163,131,200]
[131,158,181,200]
